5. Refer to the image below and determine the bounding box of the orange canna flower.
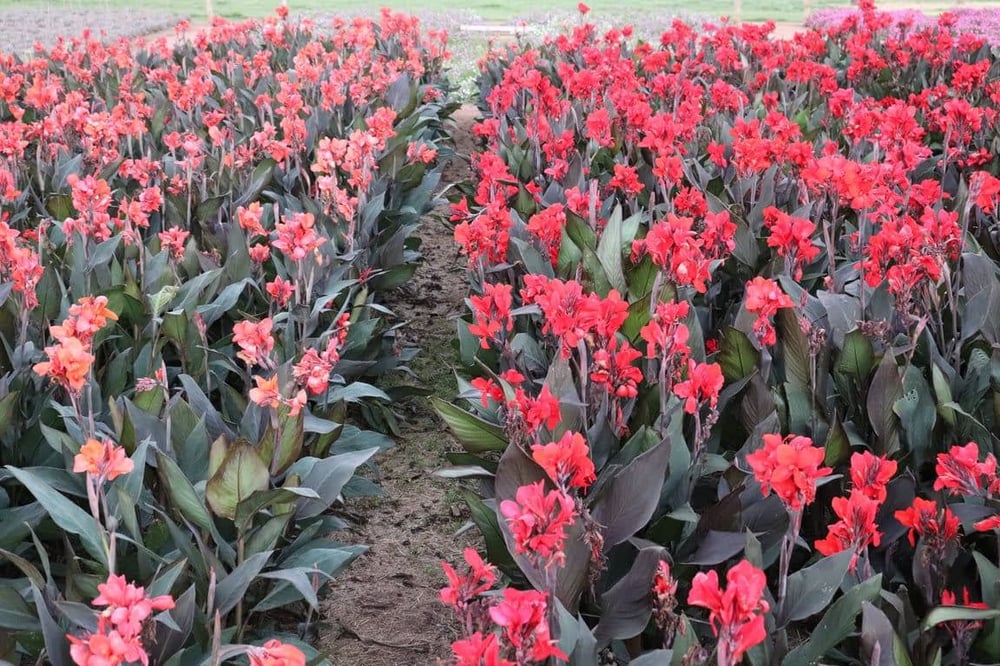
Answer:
[33,335,95,394]
[73,438,134,482]
[249,374,282,410]
[248,640,306,666]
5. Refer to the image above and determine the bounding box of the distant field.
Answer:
[1,0,997,23]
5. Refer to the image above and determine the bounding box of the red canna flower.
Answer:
[451,632,513,666]
[940,588,989,661]
[973,515,1000,532]
[521,384,562,433]
[894,497,961,547]
[589,340,643,399]
[531,431,596,490]
[640,300,690,361]
[687,560,769,666]
[850,451,898,503]
[744,277,794,346]
[672,359,724,415]
[489,588,567,663]
[762,206,819,280]
[499,481,576,569]
[526,204,566,266]
[468,283,514,350]
[934,442,997,498]
[971,171,1000,214]
[814,489,882,572]
[746,433,831,511]
[440,547,498,611]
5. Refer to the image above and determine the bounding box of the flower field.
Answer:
[0,8,455,664]
[1,1,1000,664]
[436,1,1000,664]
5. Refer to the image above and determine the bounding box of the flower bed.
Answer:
[438,2,1000,664]
[0,8,454,664]
[807,6,1000,47]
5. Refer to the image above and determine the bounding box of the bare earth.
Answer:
[318,105,481,666]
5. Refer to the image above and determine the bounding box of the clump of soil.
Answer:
[318,105,482,666]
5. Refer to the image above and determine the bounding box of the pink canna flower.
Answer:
[232,318,275,367]
[499,481,576,569]
[489,588,567,663]
[688,560,770,666]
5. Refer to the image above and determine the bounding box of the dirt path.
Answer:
[318,104,480,666]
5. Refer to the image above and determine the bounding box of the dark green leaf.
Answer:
[431,397,508,452]
[719,327,759,383]
[783,574,882,666]
[779,550,853,625]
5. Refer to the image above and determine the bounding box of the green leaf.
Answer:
[590,436,671,547]
[234,487,319,531]
[214,551,273,616]
[431,397,508,452]
[867,355,902,455]
[32,586,71,666]
[154,450,213,532]
[595,205,628,294]
[253,568,321,612]
[205,439,270,521]
[776,308,810,389]
[779,550,853,625]
[719,326,759,383]
[4,466,107,568]
[892,366,936,468]
[593,546,667,645]
[630,651,673,665]
[838,329,874,381]
[861,602,912,666]
[921,605,1000,630]
[783,574,882,666]
[289,447,380,519]
[259,407,305,477]
[0,391,21,431]
[0,587,40,631]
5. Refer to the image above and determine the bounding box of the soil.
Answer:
[317,104,482,666]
